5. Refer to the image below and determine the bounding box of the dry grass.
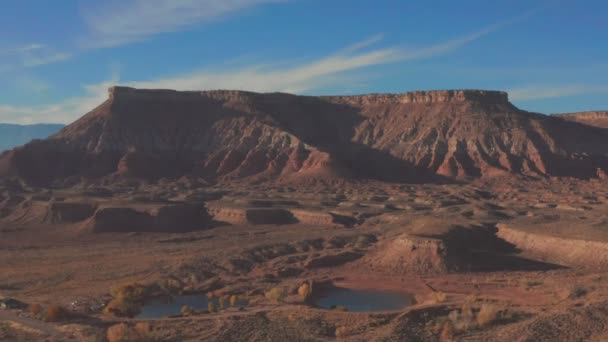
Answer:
[476,304,500,327]
[298,282,313,303]
[335,326,352,338]
[107,322,153,342]
[265,287,286,303]
[432,291,447,303]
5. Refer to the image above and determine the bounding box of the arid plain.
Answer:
[2,88,608,341]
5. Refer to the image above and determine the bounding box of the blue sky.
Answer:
[0,0,606,124]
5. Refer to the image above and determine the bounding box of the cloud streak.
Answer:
[82,0,288,48]
[126,16,520,93]
[0,10,538,124]
[0,44,72,72]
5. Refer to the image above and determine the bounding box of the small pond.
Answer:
[136,295,245,319]
[312,287,413,312]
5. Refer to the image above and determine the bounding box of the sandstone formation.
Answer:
[555,111,608,128]
[2,87,608,186]
[87,204,213,232]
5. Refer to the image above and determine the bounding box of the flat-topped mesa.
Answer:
[323,89,511,106]
[557,111,608,120]
[108,86,260,103]
[109,86,511,106]
[555,111,608,129]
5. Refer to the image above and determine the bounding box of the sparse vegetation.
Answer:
[28,303,68,322]
[219,295,229,309]
[208,301,218,313]
[44,304,67,322]
[230,295,238,307]
[107,322,154,342]
[525,280,543,287]
[432,291,447,303]
[570,286,588,298]
[29,303,42,317]
[265,287,286,303]
[104,282,152,317]
[559,285,588,300]
[476,304,500,327]
[297,281,313,303]
[335,326,352,338]
[181,305,193,316]
[439,299,505,339]
[440,321,455,342]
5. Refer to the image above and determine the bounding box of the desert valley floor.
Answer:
[3,178,608,341]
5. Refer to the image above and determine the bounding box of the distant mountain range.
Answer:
[0,124,64,152]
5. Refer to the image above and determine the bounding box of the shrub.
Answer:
[104,298,141,317]
[44,305,67,322]
[208,301,218,313]
[29,303,43,317]
[476,304,500,327]
[107,322,153,342]
[432,291,447,303]
[104,282,151,317]
[111,282,148,302]
[298,282,313,303]
[230,295,238,307]
[265,287,286,303]
[569,286,587,299]
[219,296,229,309]
[180,305,193,316]
[440,321,454,342]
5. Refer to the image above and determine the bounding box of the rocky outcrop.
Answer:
[2,86,608,185]
[88,204,212,233]
[46,202,97,223]
[496,224,608,269]
[360,234,449,275]
[555,111,608,128]
[325,89,510,106]
[208,205,355,227]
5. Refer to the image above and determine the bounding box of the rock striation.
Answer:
[555,111,608,128]
[1,86,608,185]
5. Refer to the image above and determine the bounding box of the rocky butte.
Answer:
[1,86,608,186]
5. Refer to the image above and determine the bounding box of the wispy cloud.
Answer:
[0,78,117,125]
[82,0,288,48]
[21,52,72,67]
[509,84,608,101]
[0,44,72,72]
[0,44,45,56]
[126,16,521,93]
[0,10,537,124]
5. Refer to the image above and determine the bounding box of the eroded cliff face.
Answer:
[1,86,608,185]
[555,111,608,128]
